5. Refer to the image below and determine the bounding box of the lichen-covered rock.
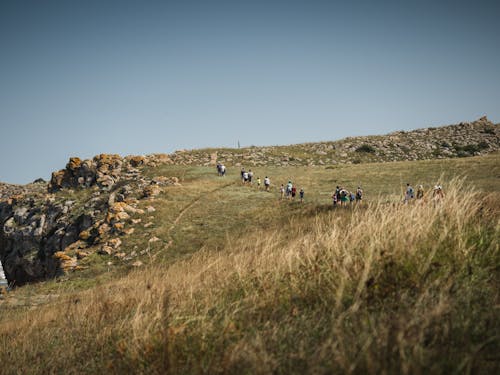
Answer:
[127,155,146,167]
[143,185,162,198]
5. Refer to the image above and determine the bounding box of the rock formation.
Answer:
[0,154,175,286]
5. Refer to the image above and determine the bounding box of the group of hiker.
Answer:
[239,168,271,191]
[332,186,363,207]
[404,183,445,204]
[236,167,304,202]
[279,181,304,202]
[217,164,445,206]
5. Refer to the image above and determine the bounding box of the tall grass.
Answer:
[0,179,498,374]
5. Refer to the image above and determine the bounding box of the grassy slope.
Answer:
[0,154,499,374]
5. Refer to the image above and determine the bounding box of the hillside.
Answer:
[0,120,499,374]
[170,116,499,166]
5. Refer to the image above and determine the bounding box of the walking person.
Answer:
[291,185,297,200]
[349,191,356,205]
[333,186,340,207]
[356,186,363,204]
[416,185,424,200]
[286,181,293,199]
[340,188,349,207]
[432,184,445,204]
[257,177,261,189]
[248,169,253,184]
[404,183,414,204]
[280,184,285,199]
[264,176,271,191]
[332,191,338,206]
[299,188,304,203]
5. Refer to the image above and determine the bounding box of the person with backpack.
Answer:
[243,170,249,184]
[332,190,338,206]
[416,185,424,199]
[404,183,414,204]
[333,186,340,206]
[349,192,356,205]
[291,185,297,200]
[432,184,445,203]
[220,164,226,177]
[340,188,349,206]
[264,176,271,191]
[356,186,363,204]
[286,181,293,199]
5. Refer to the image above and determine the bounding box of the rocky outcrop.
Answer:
[0,154,176,286]
[48,154,172,192]
[169,117,499,167]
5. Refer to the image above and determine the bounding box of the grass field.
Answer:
[0,154,499,374]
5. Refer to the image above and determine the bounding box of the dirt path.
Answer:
[171,180,236,229]
[153,180,237,256]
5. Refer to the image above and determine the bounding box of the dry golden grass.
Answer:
[0,178,498,374]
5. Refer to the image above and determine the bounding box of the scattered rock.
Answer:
[143,185,162,198]
[108,238,122,249]
[98,246,114,256]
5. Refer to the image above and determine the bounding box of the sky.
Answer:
[0,0,499,183]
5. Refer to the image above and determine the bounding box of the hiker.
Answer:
[340,188,349,206]
[349,192,356,205]
[216,163,222,176]
[416,185,424,199]
[248,169,253,184]
[432,184,445,203]
[241,168,245,183]
[356,186,363,204]
[333,186,340,206]
[257,177,261,188]
[332,191,338,206]
[280,184,285,199]
[286,181,293,199]
[404,183,414,204]
[264,176,271,191]
[220,164,226,177]
[299,188,304,203]
[291,185,297,200]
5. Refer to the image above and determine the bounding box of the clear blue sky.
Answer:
[1,0,499,183]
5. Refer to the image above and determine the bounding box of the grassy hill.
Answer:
[169,116,499,167]
[0,153,499,374]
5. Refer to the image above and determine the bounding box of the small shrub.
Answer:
[455,143,488,155]
[400,145,411,153]
[477,141,489,150]
[355,144,376,153]
[482,127,495,135]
